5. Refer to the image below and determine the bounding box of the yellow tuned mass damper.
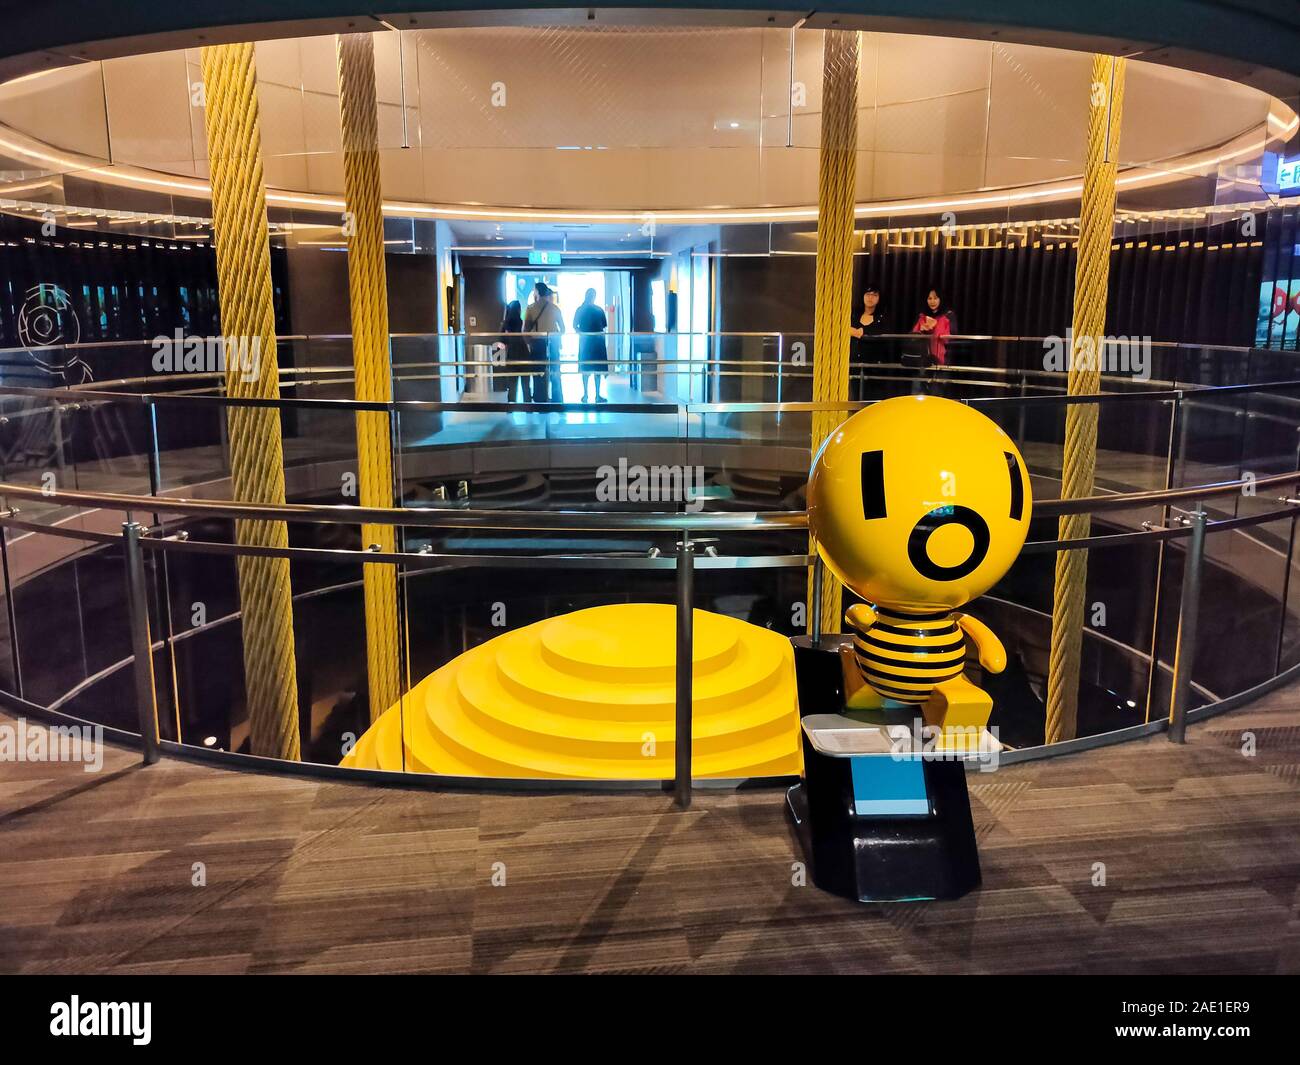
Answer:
[342,604,802,779]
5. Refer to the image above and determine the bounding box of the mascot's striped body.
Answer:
[847,604,967,705]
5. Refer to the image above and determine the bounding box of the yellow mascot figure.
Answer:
[808,394,1032,748]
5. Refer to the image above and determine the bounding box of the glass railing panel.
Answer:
[685,397,839,515]
[692,545,808,637]
[983,532,1162,747]
[281,401,363,506]
[162,518,374,765]
[1193,514,1292,705]
[154,389,364,508]
[963,391,1064,500]
[1236,383,1300,497]
[397,406,688,514]
[394,546,684,780]
[150,394,229,496]
[1281,516,1300,673]
[930,337,1022,403]
[652,332,706,406]
[1246,345,1300,386]
[8,532,139,732]
[421,332,720,408]
[847,339,916,404]
[42,395,153,501]
[138,541,182,743]
[709,333,785,405]
[0,393,65,525]
[0,527,16,696]
[288,550,380,767]
[1173,389,1247,493]
[1092,395,1178,496]
[1172,343,1252,389]
[389,333,458,410]
[160,522,244,752]
[280,336,357,405]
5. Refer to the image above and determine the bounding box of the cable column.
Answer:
[808,28,859,639]
[1045,54,1126,744]
[200,42,301,759]
[337,32,401,722]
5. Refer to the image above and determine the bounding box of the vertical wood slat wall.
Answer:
[849,213,1269,347]
[2,207,1297,353]
[0,212,292,348]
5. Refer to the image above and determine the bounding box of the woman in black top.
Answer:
[848,286,888,397]
[574,288,609,403]
[494,300,531,402]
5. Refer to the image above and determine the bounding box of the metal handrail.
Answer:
[0,481,809,530]
[1,355,1259,396]
[0,333,1270,353]
[3,470,1297,529]
[3,369,1299,414]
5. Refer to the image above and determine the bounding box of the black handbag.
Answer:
[901,335,930,368]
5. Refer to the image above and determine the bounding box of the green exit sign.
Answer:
[528,250,562,265]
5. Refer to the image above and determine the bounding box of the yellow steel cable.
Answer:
[808,29,859,637]
[201,42,300,760]
[1045,54,1126,744]
[337,33,401,722]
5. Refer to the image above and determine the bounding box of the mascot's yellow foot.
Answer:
[922,675,998,754]
[341,604,802,779]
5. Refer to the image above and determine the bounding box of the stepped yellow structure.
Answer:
[341,604,802,779]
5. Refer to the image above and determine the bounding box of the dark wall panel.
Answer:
[716,210,1282,347]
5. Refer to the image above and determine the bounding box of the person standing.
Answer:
[848,286,888,397]
[574,288,609,403]
[493,299,530,402]
[911,288,953,366]
[524,282,565,401]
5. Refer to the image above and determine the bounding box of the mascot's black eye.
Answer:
[1004,452,1024,520]
[861,450,886,520]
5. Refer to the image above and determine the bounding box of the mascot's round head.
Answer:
[807,395,1032,612]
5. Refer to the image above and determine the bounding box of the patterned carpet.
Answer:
[0,688,1297,974]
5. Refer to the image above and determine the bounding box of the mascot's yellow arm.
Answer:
[845,604,878,632]
[956,614,1006,673]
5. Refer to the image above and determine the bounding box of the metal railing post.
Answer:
[811,550,824,647]
[1015,368,1028,448]
[1168,503,1207,744]
[1275,430,1300,673]
[675,531,694,809]
[1142,393,1183,723]
[776,333,784,406]
[52,401,67,477]
[145,396,162,502]
[122,521,161,764]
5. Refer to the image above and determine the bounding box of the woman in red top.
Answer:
[911,288,953,366]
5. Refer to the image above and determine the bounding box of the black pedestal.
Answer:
[790,634,848,717]
[786,639,981,903]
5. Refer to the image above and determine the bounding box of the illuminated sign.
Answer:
[528,251,562,265]
[1277,155,1300,195]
